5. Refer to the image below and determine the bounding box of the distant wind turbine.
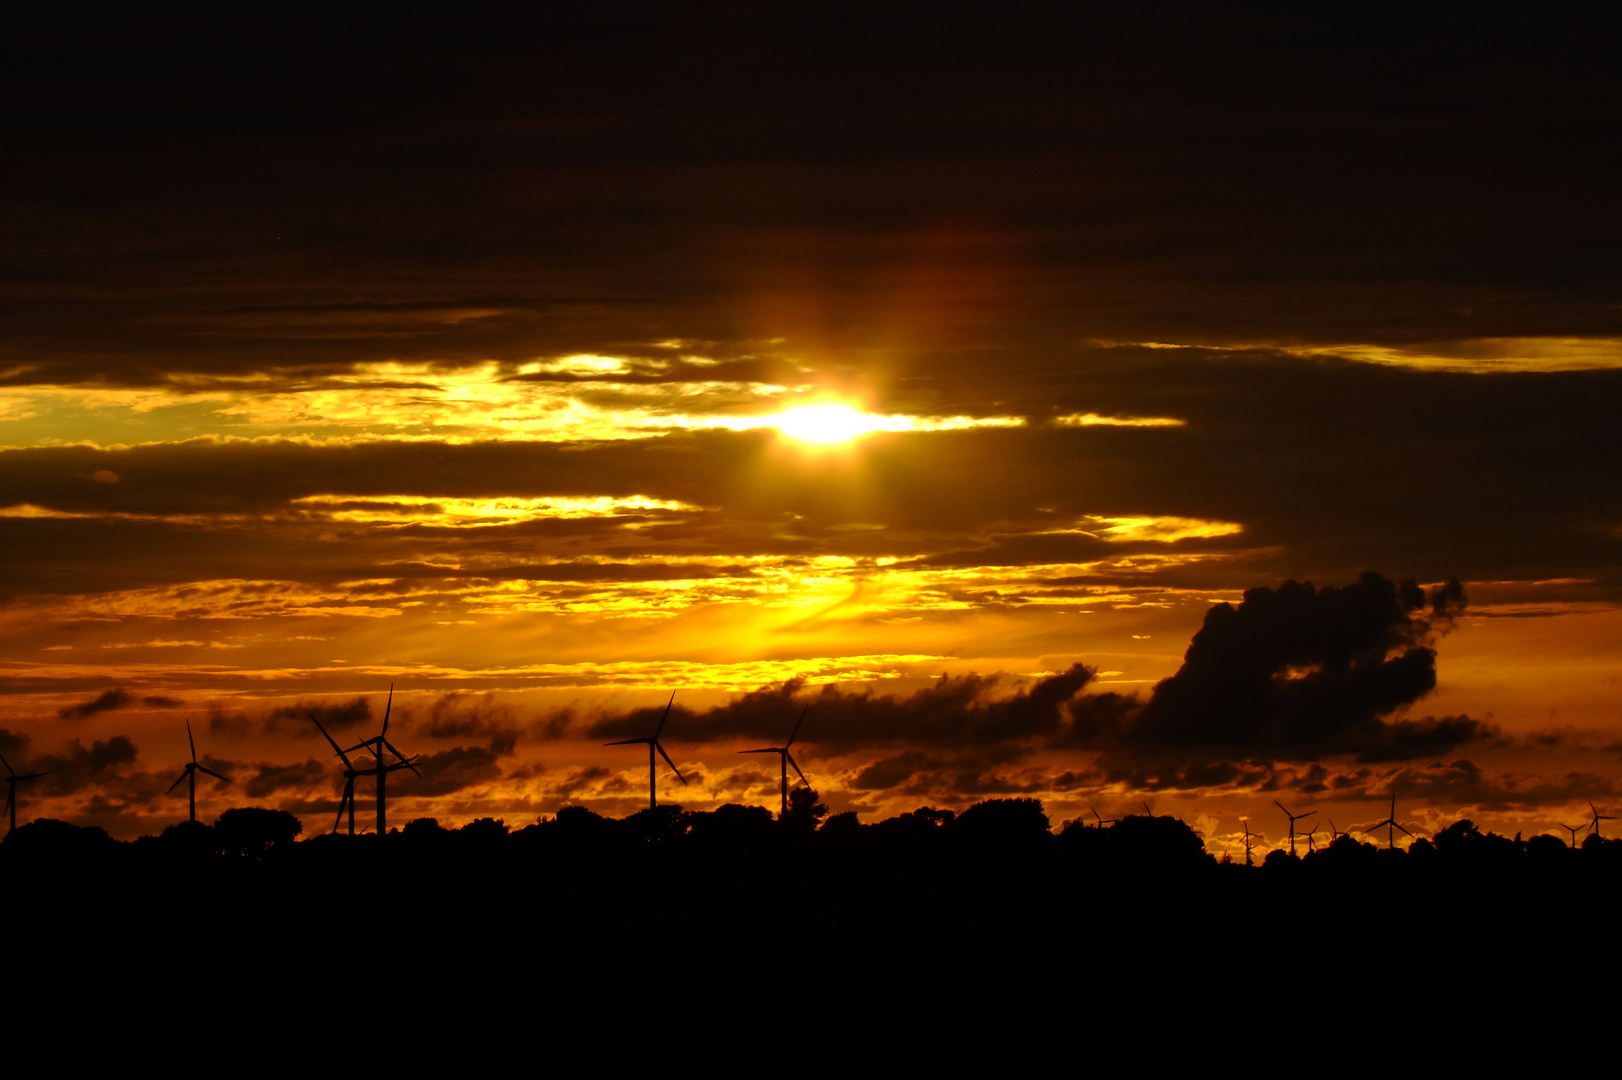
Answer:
[606,692,687,810]
[1363,795,1413,850]
[1558,822,1585,849]
[1240,819,1259,866]
[1142,801,1154,817]
[1274,800,1316,857]
[1328,819,1345,840]
[309,687,419,836]
[1,755,47,833]
[309,712,363,835]
[1303,822,1321,853]
[166,721,231,823]
[739,706,810,817]
[1585,800,1614,838]
[340,687,420,836]
[1089,804,1117,828]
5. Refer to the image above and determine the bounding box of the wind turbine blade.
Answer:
[738,748,779,755]
[653,692,676,740]
[786,705,808,749]
[334,781,353,833]
[187,720,197,764]
[309,713,351,764]
[383,739,414,766]
[166,769,189,795]
[196,765,232,783]
[606,738,650,747]
[1297,810,1316,819]
[15,773,46,781]
[786,752,809,788]
[1274,800,1290,815]
[1394,823,1413,837]
[655,742,687,785]
[0,754,13,778]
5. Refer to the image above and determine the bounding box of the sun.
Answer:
[770,404,893,444]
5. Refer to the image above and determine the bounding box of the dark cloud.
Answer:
[590,666,1096,752]
[30,735,140,795]
[1090,574,1486,760]
[55,689,185,719]
[851,751,933,791]
[581,573,1487,766]
[58,688,133,719]
[1391,759,1618,810]
[264,696,373,736]
[391,743,509,799]
[414,694,519,754]
[243,760,326,800]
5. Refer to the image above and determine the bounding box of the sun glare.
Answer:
[770,404,886,444]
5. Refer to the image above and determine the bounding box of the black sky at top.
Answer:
[3,4,1620,380]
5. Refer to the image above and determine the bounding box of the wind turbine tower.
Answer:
[739,706,811,817]
[1240,819,1259,866]
[606,692,687,810]
[309,712,364,835]
[340,687,420,835]
[1,755,46,833]
[165,721,232,823]
[1274,800,1316,856]
[1364,795,1414,850]
[309,688,419,836]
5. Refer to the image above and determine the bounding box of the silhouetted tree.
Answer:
[214,808,301,857]
[152,820,218,861]
[952,798,1051,851]
[1,819,118,866]
[783,787,828,832]
[820,810,860,838]
[624,804,686,843]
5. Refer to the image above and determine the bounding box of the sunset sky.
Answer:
[3,6,1619,853]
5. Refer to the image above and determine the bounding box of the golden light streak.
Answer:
[0,360,1022,448]
[1052,412,1187,428]
[288,494,702,526]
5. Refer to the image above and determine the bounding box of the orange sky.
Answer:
[2,6,1620,852]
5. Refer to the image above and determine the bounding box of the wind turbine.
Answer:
[1,755,47,833]
[606,692,687,810]
[1142,801,1154,817]
[309,712,364,835]
[339,687,420,836]
[166,721,232,823]
[1558,822,1585,849]
[1585,800,1614,838]
[1274,800,1316,856]
[1363,794,1413,850]
[1089,804,1118,828]
[739,706,810,817]
[1239,819,1259,866]
[1303,822,1321,852]
[1328,819,1345,840]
